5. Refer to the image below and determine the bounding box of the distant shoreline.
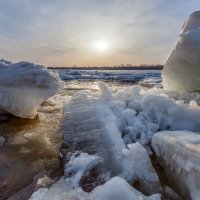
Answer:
[48,65,163,70]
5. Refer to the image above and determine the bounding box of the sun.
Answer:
[94,40,109,52]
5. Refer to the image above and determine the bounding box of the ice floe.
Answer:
[162,11,200,92]
[0,61,62,118]
[99,82,200,145]
[61,90,161,194]
[0,136,5,147]
[30,176,161,200]
[152,130,200,200]
[92,176,161,200]
[57,69,161,83]
[122,142,161,195]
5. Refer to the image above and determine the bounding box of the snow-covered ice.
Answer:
[64,152,103,188]
[61,88,161,194]
[57,68,161,83]
[162,11,200,92]
[59,73,76,81]
[92,176,160,200]
[0,61,62,118]
[29,79,200,200]
[36,175,55,188]
[122,142,161,195]
[152,131,200,200]
[29,176,160,200]
[29,188,49,200]
[29,177,93,200]
[99,82,200,145]
[62,90,124,177]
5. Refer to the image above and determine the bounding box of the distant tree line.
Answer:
[49,64,163,70]
[0,59,163,70]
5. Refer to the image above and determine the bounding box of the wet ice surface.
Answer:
[0,81,131,200]
[0,96,64,200]
[61,90,124,189]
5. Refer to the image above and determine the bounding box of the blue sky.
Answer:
[0,0,199,66]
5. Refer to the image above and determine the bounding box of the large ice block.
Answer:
[0,61,62,118]
[92,176,160,200]
[29,176,160,200]
[62,90,161,194]
[152,131,200,200]
[162,11,200,92]
[61,90,124,177]
[122,142,161,195]
[29,177,93,200]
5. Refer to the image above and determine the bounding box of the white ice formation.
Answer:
[29,176,161,200]
[64,152,103,188]
[99,83,200,145]
[152,131,200,200]
[0,61,62,118]
[162,11,200,92]
[62,90,161,194]
[122,142,161,195]
[92,176,161,200]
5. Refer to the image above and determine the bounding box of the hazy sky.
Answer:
[0,0,199,66]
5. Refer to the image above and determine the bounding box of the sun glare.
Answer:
[94,40,109,52]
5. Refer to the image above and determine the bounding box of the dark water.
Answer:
[0,101,63,199]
